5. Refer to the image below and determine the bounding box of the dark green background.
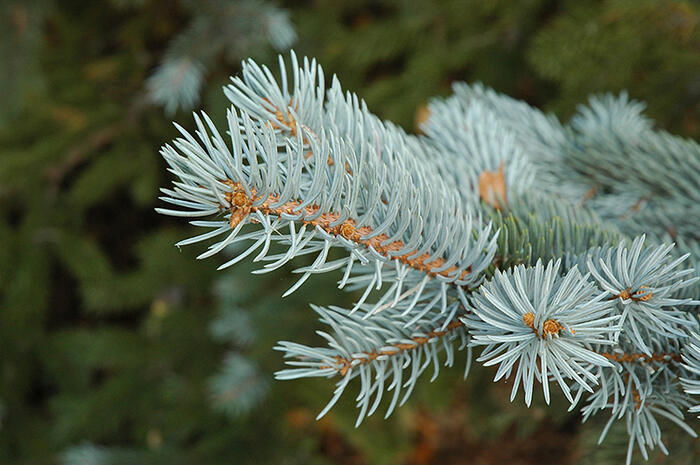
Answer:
[1,1,698,464]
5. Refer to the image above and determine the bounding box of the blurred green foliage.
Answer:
[0,0,698,464]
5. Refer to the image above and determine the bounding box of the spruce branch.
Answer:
[157,53,497,307]
[275,302,471,426]
[681,333,700,418]
[156,52,700,464]
[579,358,696,465]
[585,235,698,356]
[466,259,619,406]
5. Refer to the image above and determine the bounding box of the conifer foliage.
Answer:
[146,0,295,115]
[158,53,700,464]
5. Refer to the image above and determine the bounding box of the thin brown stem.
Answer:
[599,352,681,364]
[323,320,466,377]
[222,180,471,281]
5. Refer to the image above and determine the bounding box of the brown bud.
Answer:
[231,192,250,207]
[542,319,563,337]
[339,222,356,240]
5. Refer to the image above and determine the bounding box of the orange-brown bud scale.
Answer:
[542,319,563,336]
[599,352,681,363]
[611,286,653,302]
[339,222,356,240]
[632,389,642,410]
[523,312,564,337]
[618,289,632,300]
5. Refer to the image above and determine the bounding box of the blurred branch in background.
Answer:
[0,0,52,126]
[146,0,295,114]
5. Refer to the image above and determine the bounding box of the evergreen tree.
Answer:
[1,1,698,464]
[158,52,700,464]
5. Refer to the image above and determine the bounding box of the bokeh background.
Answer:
[1,1,699,464]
